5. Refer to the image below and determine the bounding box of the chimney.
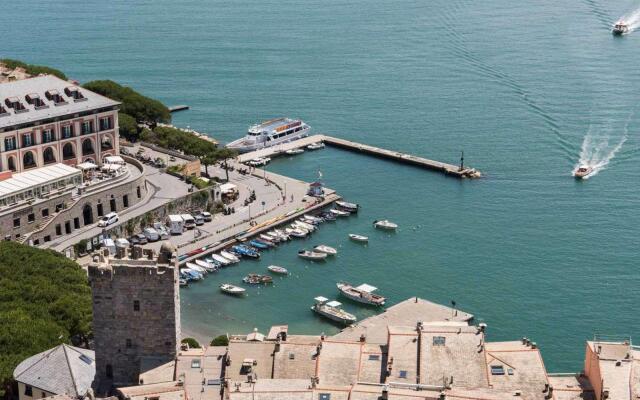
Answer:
[359,334,366,343]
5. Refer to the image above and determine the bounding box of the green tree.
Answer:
[82,80,171,126]
[0,242,92,397]
[0,59,67,80]
[181,338,201,349]
[210,335,229,346]
[214,148,238,182]
[118,112,139,141]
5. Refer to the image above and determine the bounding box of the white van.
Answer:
[98,212,119,227]
[168,215,184,235]
[143,227,160,242]
[181,214,196,230]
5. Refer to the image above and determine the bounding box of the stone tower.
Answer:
[89,242,181,392]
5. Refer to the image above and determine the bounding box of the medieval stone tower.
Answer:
[89,242,181,391]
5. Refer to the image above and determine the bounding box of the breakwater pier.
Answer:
[238,134,481,179]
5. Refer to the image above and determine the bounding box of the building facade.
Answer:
[88,244,181,392]
[0,75,119,173]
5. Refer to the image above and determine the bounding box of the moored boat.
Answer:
[373,220,398,230]
[311,296,357,325]
[306,142,325,150]
[262,233,280,243]
[243,273,273,285]
[337,282,386,306]
[320,211,336,221]
[186,262,207,275]
[330,208,350,217]
[285,148,304,155]
[286,227,307,238]
[220,283,246,296]
[211,253,232,266]
[179,279,188,287]
[246,157,271,167]
[250,239,272,249]
[195,259,218,272]
[574,165,594,179]
[220,250,241,263]
[349,234,369,242]
[267,265,289,275]
[335,200,359,212]
[232,245,261,258]
[298,250,328,261]
[227,118,311,153]
[314,244,337,256]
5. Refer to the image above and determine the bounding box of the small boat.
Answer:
[311,296,357,325]
[195,259,218,272]
[212,253,232,266]
[186,262,207,275]
[574,165,593,179]
[314,244,337,256]
[305,214,324,223]
[320,212,336,221]
[373,220,398,230]
[232,245,261,259]
[330,209,350,217]
[306,142,325,150]
[612,20,629,35]
[286,228,307,238]
[243,273,273,285]
[335,200,359,212]
[349,234,369,242]
[295,220,316,231]
[205,257,221,268]
[179,279,188,287]
[285,148,304,155]
[337,282,386,306]
[246,157,271,167]
[220,250,241,263]
[250,239,272,249]
[182,268,203,280]
[272,229,290,241]
[267,265,289,275]
[298,250,328,261]
[220,283,246,296]
[262,233,280,243]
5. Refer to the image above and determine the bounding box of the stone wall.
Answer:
[89,248,180,390]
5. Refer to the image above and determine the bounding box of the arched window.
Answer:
[63,143,75,160]
[43,147,56,164]
[7,156,16,171]
[82,139,94,155]
[23,151,36,169]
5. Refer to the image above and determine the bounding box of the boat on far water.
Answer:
[220,283,246,296]
[612,20,629,35]
[226,118,311,153]
[298,250,328,261]
[243,273,273,285]
[337,282,386,306]
[336,200,359,212]
[314,244,337,256]
[306,142,325,150]
[311,296,357,325]
[349,234,369,243]
[574,165,594,179]
[267,265,289,275]
[330,209,350,217]
[285,148,304,155]
[374,220,398,230]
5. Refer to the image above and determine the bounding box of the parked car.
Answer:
[143,227,160,242]
[153,223,170,240]
[194,214,205,226]
[129,233,147,245]
[201,211,212,222]
[98,212,119,227]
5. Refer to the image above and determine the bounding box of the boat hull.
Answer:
[227,126,311,153]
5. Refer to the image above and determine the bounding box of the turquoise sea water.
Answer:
[5,0,640,372]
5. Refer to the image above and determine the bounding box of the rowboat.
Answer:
[314,244,337,256]
[295,220,316,231]
[267,265,289,275]
[232,245,260,259]
[220,283,246,296]
[373,220,398,230]
[220,251,240,263]
[211,253,232,266]
[186,262,207,274]
[272,229,290,241]
[205,257,221,268]
[286,227,308,238]
[335,200,359,212]
[330,209,350,217]
[182,268,203,280]
[337,282,386,306]
[311,296,356,325]
[243,273,273,285]
[195,259,218,272]
[250,239,272,249]
[298,250,328,261]
[306,142,325,150]
[285,148,304,155]
[303,214,324,224]
[320,212,336,221]
[262,233,281,243]
[349,234,369,242]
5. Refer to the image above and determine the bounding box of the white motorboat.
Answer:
[612,20,629,35]
[349,234,369,242]
[195,259,217,272]
[337,282,386,306]
[335,200,359,212]
[220,283,246,296]
[298,250,328,261]
[330,209,350,217]
[314,244,337,256]
[227,118,311,153]
[311,296,357,325]
[220,251,240,263]
[246,157,271,167]
[212,253,232,266]
[306,142,325,150]
[373,220,398,230]
[574,165,594,179]
[186,262,207,274]
[272,229,290,241]
[304,214,324,223]
[295,220,316,231]
[286,228,308,238]
[267,265,289,275]
[285,148,305,155]
[263,232,281,243]
[182,268,203,280]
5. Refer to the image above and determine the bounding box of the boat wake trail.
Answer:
[574,118,630,178]
[621,6,640,32]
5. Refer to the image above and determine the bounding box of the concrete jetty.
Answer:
[168,105,189,112]
[237,134,481,179]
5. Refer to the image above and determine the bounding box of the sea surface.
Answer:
[5,0,640,372]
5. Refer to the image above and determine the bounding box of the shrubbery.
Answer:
[181,337,201,349]
[0,59,67,80]
[0,242,91,397]
[210,335,229,346]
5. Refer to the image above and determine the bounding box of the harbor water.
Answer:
[5,0,640,372]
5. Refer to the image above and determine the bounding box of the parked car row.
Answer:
[167,212,212,234]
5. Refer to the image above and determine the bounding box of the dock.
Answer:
[237,134,481,179]
[168,105,189,113]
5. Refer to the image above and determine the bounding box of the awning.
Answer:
[104,155,125,164]
[220,183,238,194]
[101,164,124,172]
[76,162,98,170]
[356,284,377,293]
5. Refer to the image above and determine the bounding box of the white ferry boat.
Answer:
[227,118,310,153]
[311,296,357,325]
